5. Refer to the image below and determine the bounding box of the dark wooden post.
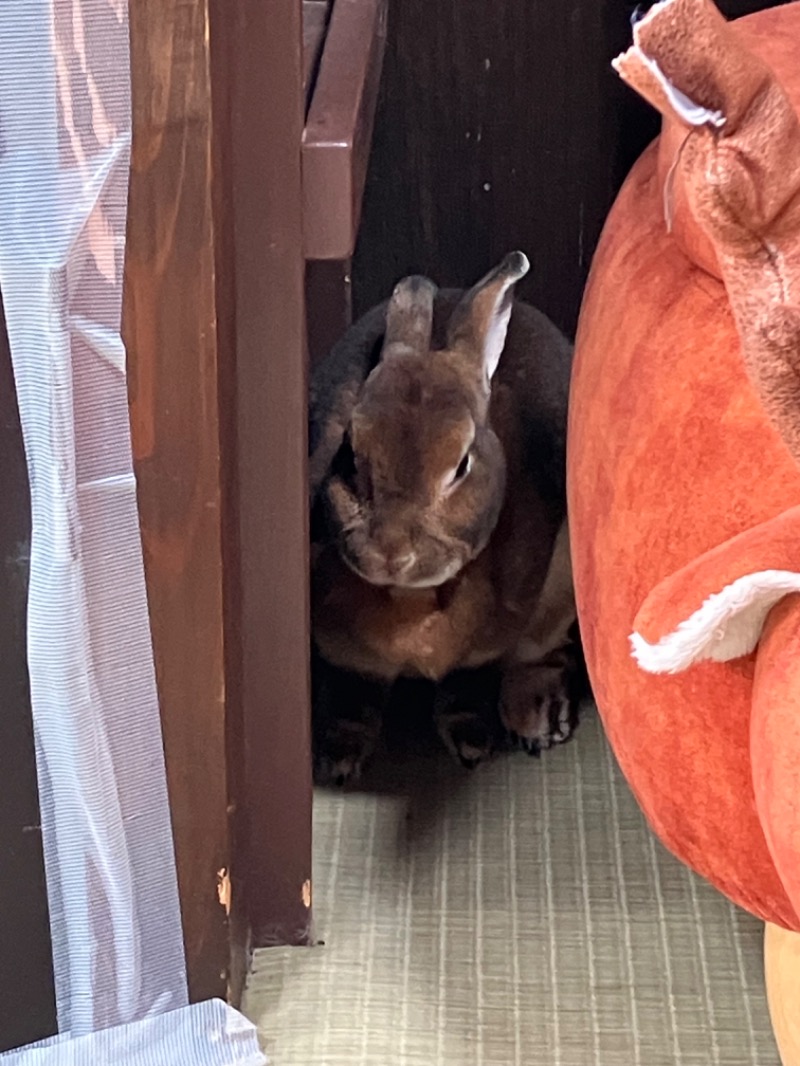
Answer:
[208,0,314,948]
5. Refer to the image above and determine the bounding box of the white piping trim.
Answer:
[613,0,727,130]
[638,51,726,128]
[630,569,800,674]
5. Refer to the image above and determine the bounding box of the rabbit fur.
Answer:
[310,253,581,783]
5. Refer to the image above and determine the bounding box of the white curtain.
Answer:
[0,2,264,1061]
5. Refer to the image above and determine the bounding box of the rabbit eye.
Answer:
[332,430,374,501]
[333,432,357,485]
[452,451,472,483]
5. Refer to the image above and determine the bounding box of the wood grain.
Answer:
[302,0,387,261]
[353,0,788,336]
[208,0,314,948]
[125,0,229,1002]
[306,259,353,368]
[303,0,330,107]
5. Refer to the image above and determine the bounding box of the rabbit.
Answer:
[310,252,583,784]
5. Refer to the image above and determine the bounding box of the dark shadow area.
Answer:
[316,679,597,861]
[0,293,57,1050]
[315,681,514,853]
[353,0,788,338]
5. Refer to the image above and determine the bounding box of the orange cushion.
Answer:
[568,4,800,930]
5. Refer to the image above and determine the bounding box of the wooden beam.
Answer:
[302,0,387,261]
[209,0,314,948]
[125,0,230,1001]
[352,0,788,336]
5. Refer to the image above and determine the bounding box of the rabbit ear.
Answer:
[381,275,437,360]
[447,252,530,382]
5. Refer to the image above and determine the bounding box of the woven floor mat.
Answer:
[244,708,778,1065]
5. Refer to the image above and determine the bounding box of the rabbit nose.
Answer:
[389,551,416,576]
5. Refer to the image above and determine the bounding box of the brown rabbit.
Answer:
[310,252,581,783]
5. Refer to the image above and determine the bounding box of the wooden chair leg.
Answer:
[766,921,800,1066]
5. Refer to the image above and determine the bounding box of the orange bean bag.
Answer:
[569,0,800,943]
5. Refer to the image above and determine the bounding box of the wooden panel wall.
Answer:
[0,298,57,1051]
[353,0,788,337]
[125,0,230,1002]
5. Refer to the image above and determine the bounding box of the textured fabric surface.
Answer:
[752,600,800,927]
[0,0,189,1032]
[568,3,800,931]
[633,506,800,649]
[653,3,800,284]
[244,712,778,1065]
[0,1001,264,1066]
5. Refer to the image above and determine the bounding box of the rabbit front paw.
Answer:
[436,710,497,769]
[434,665,503,770]
[311,655,387,787]
[500,662,579,756]
[313,718,379,787]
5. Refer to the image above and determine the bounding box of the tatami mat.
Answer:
[243,708,779,1065]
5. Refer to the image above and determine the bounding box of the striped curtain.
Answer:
[0,3,264,1061]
